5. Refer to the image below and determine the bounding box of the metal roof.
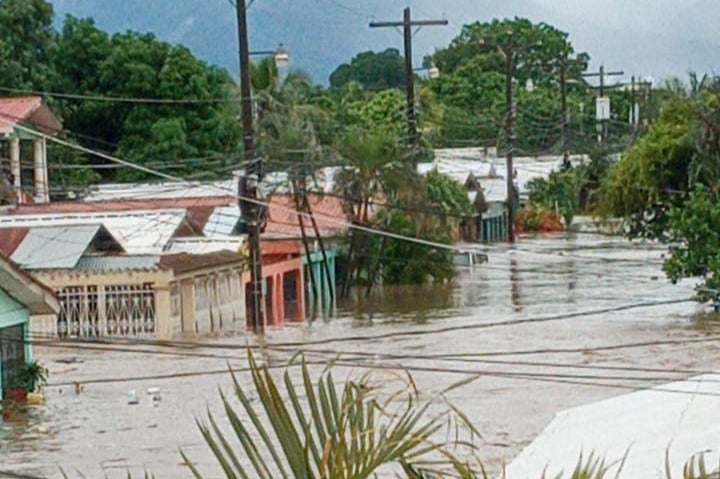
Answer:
[506,373,720,479]
[0,209,187,255]
[0,253,59,315]
[75,255,161,272]
[165,236,244,255]
[203,205,241,237]
[10,224,109,270]
[85,179,237,201]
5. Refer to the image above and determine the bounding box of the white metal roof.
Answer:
[203,205,241,237]
[10,224,111,270]
[85,179,237,201]
[506,373,720,479]
[164,236,245,255]
[0,210,186,255]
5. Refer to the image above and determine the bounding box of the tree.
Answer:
[663,185,720,301]
[0,0,56,90]
[528,168,585,227]
[427,17,591,152]
[597,94,696,238]
[52,20,241,182]
[329,48,406,90]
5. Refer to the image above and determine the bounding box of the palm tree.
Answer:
[183,352,480,479]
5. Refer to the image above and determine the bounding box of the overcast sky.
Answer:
[51,0,720,85]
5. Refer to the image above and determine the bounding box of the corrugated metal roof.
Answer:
[11,224,105,269]
[85,179,237,201]
[165,236,244,255]
[203,205,241,237]
[75,255,161,272]
[506,373,720,479]
[0,209,187,254]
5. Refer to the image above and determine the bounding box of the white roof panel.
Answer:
[164,236,244,255]
[507,373,720,479]
[203,205,241,237]
[10,224,103,270]
[0,210,186,255]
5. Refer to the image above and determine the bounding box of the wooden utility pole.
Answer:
[582,65,623,144]
[370,7,447,160]
[559,54,570,169]
[236,0,264,332]
[495,32,520,243]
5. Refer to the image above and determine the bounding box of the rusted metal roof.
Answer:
[264,194,349,238]
[0,96,62,136]
[160,250,245,275]
[0,227,29,256]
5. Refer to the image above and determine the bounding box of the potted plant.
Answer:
[6,361,48,402]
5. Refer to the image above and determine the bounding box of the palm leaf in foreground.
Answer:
[184,352,477,479]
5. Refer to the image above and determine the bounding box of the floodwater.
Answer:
[4,229,720,478]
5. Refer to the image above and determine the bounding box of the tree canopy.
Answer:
[329,48,406,91]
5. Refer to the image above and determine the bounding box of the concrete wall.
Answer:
[171,266,245,336]
[31,268,174,340]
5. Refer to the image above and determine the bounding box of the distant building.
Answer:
[419,148,591,243]
[0,253,59,395]
[0,97,62,205]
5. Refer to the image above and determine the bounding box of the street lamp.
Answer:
[273,44,289,68]
[249,44,290,68]
[415,64,440,79]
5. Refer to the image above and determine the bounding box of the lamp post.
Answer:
[415,63,441,80]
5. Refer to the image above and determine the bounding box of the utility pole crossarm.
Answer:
[369,19,449,28]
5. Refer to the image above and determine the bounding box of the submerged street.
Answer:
[3,230,720,478]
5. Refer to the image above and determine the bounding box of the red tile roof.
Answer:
[263,194,349,238]
[0,227,29,256]
[0,96,62,135]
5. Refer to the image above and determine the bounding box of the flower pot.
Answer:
[8,389,27,402]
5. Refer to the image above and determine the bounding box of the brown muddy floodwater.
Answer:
[3,231,720,478]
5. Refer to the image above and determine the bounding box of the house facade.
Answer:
[0,253,59,394]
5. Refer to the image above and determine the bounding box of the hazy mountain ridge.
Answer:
[50,0,720,84]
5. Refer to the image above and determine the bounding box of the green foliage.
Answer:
[51,16,241,182]
[184,352,477,479]
[427,17,592,150]
[597,95,696,237]
[47,139,101,198]
[0,0,56,90]
[345,88,408,137]
[7,360,48,393]
[424,169,475,221]
[528,168,585,227]
[329,48,406,90]
[663,185,720,300]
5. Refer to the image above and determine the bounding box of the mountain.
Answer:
[49,0,720,85]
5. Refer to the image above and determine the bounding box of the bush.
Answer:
[516,205,563,234]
